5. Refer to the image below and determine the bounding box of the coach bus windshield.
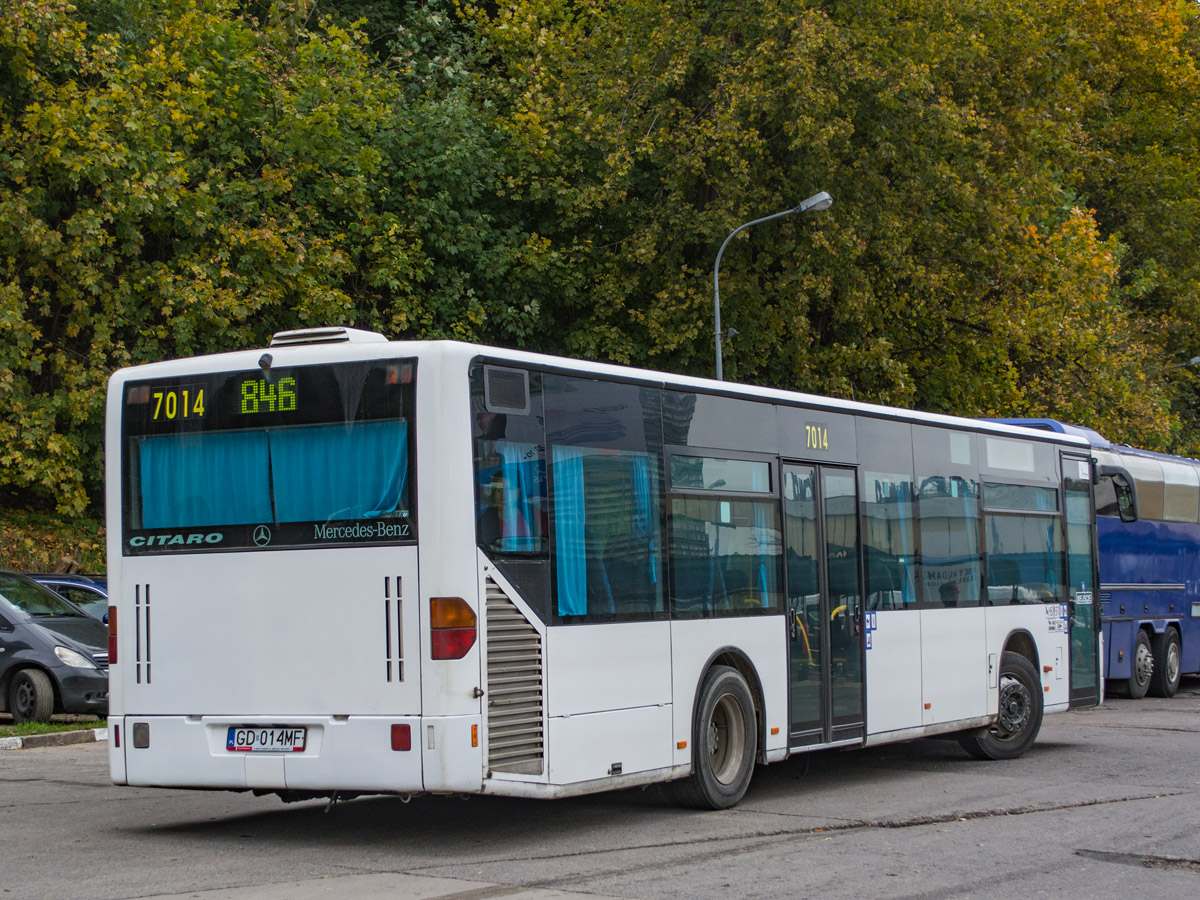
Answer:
[121,358,415,554]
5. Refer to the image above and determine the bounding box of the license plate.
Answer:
[226,726,307,753]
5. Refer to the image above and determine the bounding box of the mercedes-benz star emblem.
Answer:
[253,525,272,547]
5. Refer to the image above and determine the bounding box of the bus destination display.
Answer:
[238,376,297,415]
[124,361,412,434]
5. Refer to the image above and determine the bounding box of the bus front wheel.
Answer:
[672,665,758,809]
[1124,630,1154,700]
[957,652,1043,761]
[1148,629,1181,699]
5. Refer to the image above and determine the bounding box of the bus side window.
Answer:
[862,472,917,611]
[472,364,549,555]
[476,440,546,553]
[552,447,663,619]
[985,513,1064,605]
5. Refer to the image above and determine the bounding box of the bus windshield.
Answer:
[121,358,416,554]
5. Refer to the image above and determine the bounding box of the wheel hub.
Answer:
[997,675,1031,736]
[1166,641,1181,684]
[708,694,746,785]
[1134,641,1154,684]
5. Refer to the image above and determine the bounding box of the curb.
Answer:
[0,727,108,750]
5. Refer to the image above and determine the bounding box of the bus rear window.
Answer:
[122,359,415,554]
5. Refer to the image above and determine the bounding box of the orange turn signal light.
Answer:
[430,597,476,629]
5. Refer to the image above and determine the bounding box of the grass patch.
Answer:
[0,718,106,738]
[0,508,105,573]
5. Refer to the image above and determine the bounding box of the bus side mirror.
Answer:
[1096,463,1138,523]
[1112,474,1137,522]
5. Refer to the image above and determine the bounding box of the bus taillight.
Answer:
[108,606,117,664]
[430,597,476,660]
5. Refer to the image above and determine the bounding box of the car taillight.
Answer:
[108,606,117,664]
[430,597,476,660]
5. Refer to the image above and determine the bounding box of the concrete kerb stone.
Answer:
[0,726,107,750]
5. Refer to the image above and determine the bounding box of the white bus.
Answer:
[105,329,1101,809]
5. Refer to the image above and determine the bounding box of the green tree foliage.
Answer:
[1062,0,1200,452]
[0,0,520,513]
[2,0,1199,516]
[469,0,1196,447]
[1,0,408,511]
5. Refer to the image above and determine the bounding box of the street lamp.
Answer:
[1166,355,1200,371]
[713,191,833,380]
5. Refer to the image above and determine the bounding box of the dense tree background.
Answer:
[2,0,1199,515]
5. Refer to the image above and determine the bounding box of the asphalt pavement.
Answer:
[3,683,1199,900]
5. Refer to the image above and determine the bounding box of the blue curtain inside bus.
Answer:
[137,421,408,528]
[630,455,658,586]
[139,432,273,528]
[270,421,408,521]
[497,441,542,552]
[552,447,661,617]
[553,446,592,616]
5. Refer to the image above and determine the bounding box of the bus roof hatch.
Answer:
[270,327,388,347]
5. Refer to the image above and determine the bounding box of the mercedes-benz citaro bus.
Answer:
[105,328,1102,809]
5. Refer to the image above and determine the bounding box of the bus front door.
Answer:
[1063,452,1101,707]
[782,463,865,747]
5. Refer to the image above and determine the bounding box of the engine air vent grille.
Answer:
[485,577,544,776]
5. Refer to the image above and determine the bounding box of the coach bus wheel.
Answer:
[1125,630,1154,700]
[10,668,55,723]
[672,665,758,809]
[957,652,1043,761]
[1148,629,1181,699]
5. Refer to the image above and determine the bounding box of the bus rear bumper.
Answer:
[111,714,482,795]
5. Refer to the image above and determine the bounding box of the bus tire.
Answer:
[672,665,757,810]
[957,652,1042,761]
[1125,629,1154,700]
[1148,629,1181,699]
[10,668,55,724]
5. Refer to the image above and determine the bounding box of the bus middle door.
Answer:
[782,463,865,748]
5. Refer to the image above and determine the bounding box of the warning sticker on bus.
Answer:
[226,726,307,753]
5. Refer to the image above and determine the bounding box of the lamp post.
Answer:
[1166,355,1200,371]
[713,191,832,381]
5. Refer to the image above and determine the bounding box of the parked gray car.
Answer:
[28,573,109,622]
[0,571,108,722]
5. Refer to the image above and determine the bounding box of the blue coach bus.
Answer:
[996,420,1199,699]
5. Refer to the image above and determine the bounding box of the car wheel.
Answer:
[10,669,55,723]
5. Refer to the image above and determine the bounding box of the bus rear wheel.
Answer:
[957,652,1043,761]
[1148,629,1181,698]
[672,665,757,809]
